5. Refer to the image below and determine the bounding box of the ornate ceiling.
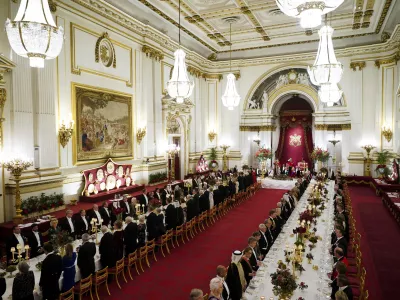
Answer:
[105,0,399,60]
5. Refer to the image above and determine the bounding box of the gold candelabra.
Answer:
[361,144,375,159]
[382,125,393,142]
[220,144,230,172]
[90,218,103,245]
[58,115,74,148]
[208,130,217,142]
[361,145,375,176]
[10,244,30,264]
[135,204,145,215]
[1,157,33,224]
[136,127,147,144]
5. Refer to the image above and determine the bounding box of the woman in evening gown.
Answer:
[62,243,77,292]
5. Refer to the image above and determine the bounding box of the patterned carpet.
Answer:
[97,189,283,300]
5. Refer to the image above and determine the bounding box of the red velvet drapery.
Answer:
[276,112,314,168]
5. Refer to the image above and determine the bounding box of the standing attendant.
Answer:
[39,243,63,300]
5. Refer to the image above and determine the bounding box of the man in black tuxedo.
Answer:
[88,204,103,225]
[121,195,132,219]
[192,188,200,216]
[6,226,28,264]
[154,188,162,201]
[186,195,196,221]
[198,189,210,213]
[331,226,348,257]
[60,209,76,238]
[75,209,90,238]
[337,275,353,300]
[247,237,260,271]
[238,172,245,191]
[99,225,114,268]
[77,233,96,279]
[28,223,44,258]
[264,219,274,250]
[258,224,269,256]
[100,201,113,226]
[39,242,62,300]
[124,216,138,255]
[216,265,232,300]
[165,198,177,230]
[138,188,150,212]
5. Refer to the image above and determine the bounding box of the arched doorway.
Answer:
[274,95,314,171]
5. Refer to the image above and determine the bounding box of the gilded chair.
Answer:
[108,257,127,289]
[138,245,148,272]
[146,239,157,263]
[59,287,74,300]
[156,233,170,257]
[174,224,185,246]
[73,274,93,300]
[125,250,140,280]
[92,267,110,300]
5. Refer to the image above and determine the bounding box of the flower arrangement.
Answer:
[36,261,43,271]
[306,253,314,261]
[294,261,305,273]
[311,147,330,162]
[299,210,314,223]
[149,198,162,210]
[270,268,298,298]
[50,230,73,251]
[113,207,125,221]
[6,265,17,278]
[255,147,273,161]
[308,236,318,244]
[148,171,168,184]
[298,282,308,290]
[320,150,330,162]
[274,159,280,166]
[21,192,64,216]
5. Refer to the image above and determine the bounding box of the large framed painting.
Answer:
[72,83,133,165]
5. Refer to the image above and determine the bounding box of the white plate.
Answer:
[126,177,131,186]
[106,175,116,189]
[107,162,115,174]
[126,167,130,176]
[100,182,106,191]
[118,166,124,177]
[88,173,94,183]
[116,179,121,188]
[88,184,95,194]
[97,169,104,181]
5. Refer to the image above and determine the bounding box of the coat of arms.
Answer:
[289,134,302,147]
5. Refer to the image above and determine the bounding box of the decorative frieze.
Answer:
[314,124,351,131]
[375,51,400,68]
[350,61,366,71]
[239,125,276,132]
[142,45,164,61]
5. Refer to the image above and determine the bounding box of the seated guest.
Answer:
[7,226,28,264]
[337,275,353,300]
[252,231,263,261]
[113,221,124,262]
[48,218,60,237]
[99,225,114,268]
[12,261,35,300]
[61,209,76,238]
[28,223,44,258]
[121,195,132,219]
[208,277,223,300]
[138,188,150,212]
[62,243,76,292]
[124,216,138,255]
[77,233,96,279]
[165,197,177,230]
[137,215,147,247]
[335,290,349,300]
[100,201,112,226]
[39,242,62,300]
[88,204,102,225]
[240,247,256,286]
[189,289,204,300]
[75,209,90,238]
[247,237,261,271]
[331,226,348,257]
[258,224,269,256]
[331,262,347,299]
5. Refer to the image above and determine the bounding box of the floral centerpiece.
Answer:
[255,147,273,161]
[270,267,298,299]
[149,198,162,210]
[298,282,308,290]
[50,230,73,256]
[299,210,314,223]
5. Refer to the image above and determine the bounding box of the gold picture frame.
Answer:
[72,83,133,165]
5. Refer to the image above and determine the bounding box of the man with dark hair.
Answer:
[337,275,353,300]
[138,188,149,212]
[40,242,62,300]
[331,226,348,256]
[247,236,260,271]
[331,248,348,277]
[75,209,90,238]
[165,197,177,230]
[28,223,44,258]
[100,201,112,226]
[124,217,138,255]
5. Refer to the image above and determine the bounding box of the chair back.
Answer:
[127,250,138,264]
[139,245,148,257]
[93,267,108,286]
[146,240,155,252]
[59,287,74,300]
[114,257,125,273]
[77,274,92,294]
[175,224,183,233]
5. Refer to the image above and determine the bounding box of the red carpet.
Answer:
[348,186,400,300]
[98,189,283,300]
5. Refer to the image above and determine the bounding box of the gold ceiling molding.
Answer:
[95,32,117,68]
[314,124,351,131]
[375,0,393,34]
[350,61,366,71]
[187,66,203,78]
[374,51,400,68]
[142,45,164,61]
[240,125,276,132]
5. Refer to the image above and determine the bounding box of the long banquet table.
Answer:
[244,180,335,300]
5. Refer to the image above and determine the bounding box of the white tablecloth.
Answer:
[259,178,296,190]
[4,234,104,300]
[244,180,335,300]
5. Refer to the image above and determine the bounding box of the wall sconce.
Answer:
[136,127,147,144]
[208,130,217,142]
[58,114,74,148]
[253,137,261,147]
[382,124,393,142]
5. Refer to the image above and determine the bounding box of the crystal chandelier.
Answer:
[276,1,344,28]
[221,19,240,110]
[5,0,64,68]
[318,83,342,107]
[308,25,343,86]
[166,0,194,103]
